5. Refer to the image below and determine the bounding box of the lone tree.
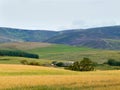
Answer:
[66,58,94,71]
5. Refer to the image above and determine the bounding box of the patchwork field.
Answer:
[0,64,120,90]
[0,42,120,89]
[0,42,120,71]
[0,42,120,64]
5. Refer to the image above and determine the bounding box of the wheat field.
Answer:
[0,64,120,90]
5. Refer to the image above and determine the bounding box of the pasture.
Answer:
[0,42,120,64]
[0,42,120,70]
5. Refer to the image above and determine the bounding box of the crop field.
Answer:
[0,64,120,90]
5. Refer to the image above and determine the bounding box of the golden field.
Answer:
[0,64,120,90]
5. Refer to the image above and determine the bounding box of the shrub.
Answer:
[28,61,40,66]
[52,61,57,65]
[107,59,120,66]
[66,58,94,71]
[52,61,74,67]
[20,60,28,65]
[20,60,40,66]
[79,58,94,71]
[55,62,64,67]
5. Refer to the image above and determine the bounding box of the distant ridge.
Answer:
[0,26,120,49]
[0,27,58,42]
[45,26,120,50]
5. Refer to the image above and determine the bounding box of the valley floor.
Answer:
[0,64,120,90]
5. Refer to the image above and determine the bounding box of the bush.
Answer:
[52,61,57,65]
[51,61,64,67]
[20,60,40,66]
[55,62,64,67]
[66,58,94,71]
[79,58,94,71]
[107,59,120,66]
[20,60,28,65]
[28,61,40,66]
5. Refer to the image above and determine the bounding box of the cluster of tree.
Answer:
[65,58,95,71]
[106,59,120,66]
[20,60,40,66]
[0,50,39,59]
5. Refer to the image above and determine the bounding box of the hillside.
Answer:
[0,27,58,42]
[46,26,120,49]
[0,42,52,50]
[0,26,120,49]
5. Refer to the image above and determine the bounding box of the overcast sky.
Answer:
[0,0,120,30]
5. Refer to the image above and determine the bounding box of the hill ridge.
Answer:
[0,25,120,49]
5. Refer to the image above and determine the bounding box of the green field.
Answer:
[27,45,120,64]
[0,42,120,70]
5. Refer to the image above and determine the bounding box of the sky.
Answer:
[0,0,120,31]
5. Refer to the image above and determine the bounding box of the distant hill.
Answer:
[0,26,120,49]
[45,26,120,49]
[0,42,52,50]
[0,27,58,42]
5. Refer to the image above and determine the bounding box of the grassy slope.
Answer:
[0,42,120,64]
[0,64,120,90]
[28,44,93,58]
[0,56,55,65]
[27,44,120,64]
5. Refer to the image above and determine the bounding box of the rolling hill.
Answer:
[0,27,58,42]
[46,26,120,49]
[0,26,120,49]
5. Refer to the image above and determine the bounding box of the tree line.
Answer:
[0,50,39,59]
[106,59,120,66]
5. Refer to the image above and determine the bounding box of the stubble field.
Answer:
[0,64,120,90]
